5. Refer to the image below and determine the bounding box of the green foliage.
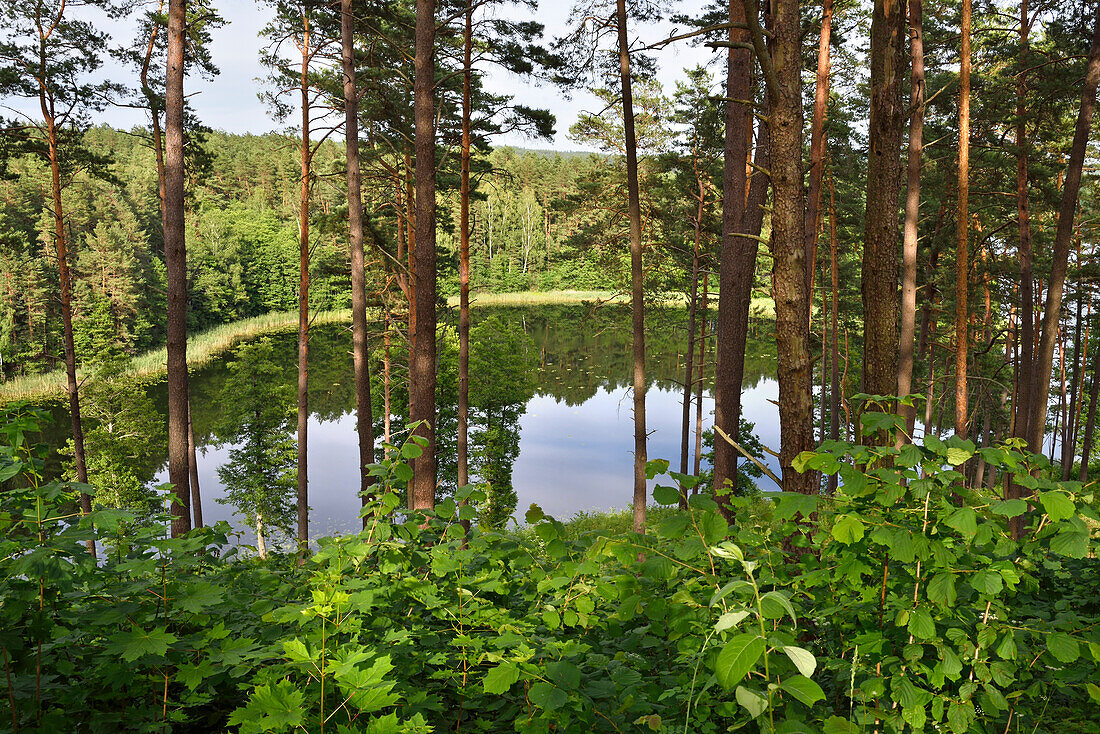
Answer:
[2,408,1097,732]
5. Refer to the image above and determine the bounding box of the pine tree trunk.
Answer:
[898,0,924,440]
[1026,2,1100,456]
[615,0,648,533]
[680,164,705,503]
[828,168,840,494]
[1062,290,1084,478]
[410,0,438,511]
[804,0,833,301]
[341,0,377,523]
[43,98,93,554]
[165,0,191,537]
[761,0,816,495]
[1012,0,1036,455]
[861,0,906,403]
[712,0,753,505]
[297,12,311,550]
[955,0,971,438]
[1078,312,1100,481]
[458,0,472,532]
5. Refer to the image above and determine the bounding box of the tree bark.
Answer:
[897,0,924,440]
[410,0,438,511]
[861,0,906,402]
[828,166,840,494]
[1079,311,1100,482]
[341,0,377,523]
[712,0,753,505]
[1012,0,1036,453]
[458,0,472,530]
[165,0,191,537]
[755,0,816,495]
[804,0,833,301]
[1062,288,1084,478]
[680,160,706,505]
[297,10,311,550]
[1026,1,1100,455]
[615,0,648,533]
[955,0,971,438]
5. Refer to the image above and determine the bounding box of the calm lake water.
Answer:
[54,305,783,541]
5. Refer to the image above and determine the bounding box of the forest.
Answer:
[0,0,1099,731]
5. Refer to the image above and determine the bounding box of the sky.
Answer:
[5,1,717,152]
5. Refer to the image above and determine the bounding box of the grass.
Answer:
[447,288,776,315]
[0,309,353,403]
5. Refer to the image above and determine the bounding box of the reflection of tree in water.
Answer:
[467,315,537,527]
[214,338,296,557]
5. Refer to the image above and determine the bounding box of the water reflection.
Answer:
[51,305,781,538]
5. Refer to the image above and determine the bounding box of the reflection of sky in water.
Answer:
[161,379,782,539]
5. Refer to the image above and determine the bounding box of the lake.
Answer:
[51,304,784,541]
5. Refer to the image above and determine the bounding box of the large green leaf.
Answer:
[735,685,768,718]
[781,645,817,677]
[831,514,865,545]
[944,507,977,537]
[111,625,178,662]
[483,662,521,694]
[1039,490,1075,522]
[1046,632,1080,663]
[714,634,765,689]
[780,675,825,707]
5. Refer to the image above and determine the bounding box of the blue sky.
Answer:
[4,1,716,151]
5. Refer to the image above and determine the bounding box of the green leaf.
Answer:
[1087,683,1100,704]
[714,634,765,690]
[1039,490,1075,522]
[970,570,1002,596]
[947,701,974,733]
[735,685,768,718]
[547,660,580,691]
[528,681,567,710]
[823,717,860,734]
[653,484,682,506]
[715,609,752,632]
[926,573,957,607]
[759,590,797,625]
[944,507,977,537]
[176,581,224,614]
[483,662,521,694]
[1050,527,1089,558]
[907,607,935,640]
[831,515,865,545]
[780,675,825,707]
[1046,632,1079,663]
[775,492,819,521]
[945,447,972,466]
[989,499,1027,518]
[782,646,817,677]
[228,680,305,733]
[645,458,670,479]
[111,625,178,662]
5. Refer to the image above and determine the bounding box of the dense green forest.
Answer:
[1,0,1099,731]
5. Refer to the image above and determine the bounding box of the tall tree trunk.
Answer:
[693,271,708,479]
[341,0,377,523]
[804,0,833,301]
[1062,288,1084,478]
[615,0,648,533]
[410,0,438,511]
[828,167,840,494]
[861,0,906,403]
[383,306,393,445]
[898,0,924,439]
[1079,311,1100,482]
[458,0,472,524]
[680,163,705,504]
[1026,2,1100,455]
[42,96,93,554]
[955,0,971,438]
[165,0,191,537]
[297,11,312,550]
[712,0,753,504]
[755,0,816,495]
[1013,0,1035,446]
